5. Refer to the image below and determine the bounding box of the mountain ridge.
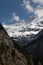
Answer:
[23,30,43,59]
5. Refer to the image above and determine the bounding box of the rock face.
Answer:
[23,30,43,59]
[0,24,27,65]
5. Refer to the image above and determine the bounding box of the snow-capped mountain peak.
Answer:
[3,16,43,38]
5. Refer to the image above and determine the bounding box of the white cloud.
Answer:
[12,12,20,22]
[32,0,43,18]
[11,12,26,23]
[32,0,43,4]
[22,0,34,12]
[22,0,43,18]
[22,0,43,19]
[35,9,43,18]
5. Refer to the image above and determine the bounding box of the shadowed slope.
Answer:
[0,24,27,65]
[23,30,43,59]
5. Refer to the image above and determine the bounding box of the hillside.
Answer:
[0,24,27,65]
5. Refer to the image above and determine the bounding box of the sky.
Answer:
[0,0,30,24]
[0,0,43,37]
[0,0,43,24]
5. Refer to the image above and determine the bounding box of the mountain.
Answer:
[3,16,40,38]
[0,24,28,65]
[10,27,43,64]
[3,16,43,52]
[3,16,43,38]
[1,16,43,64]
[3,17,40,47]
[11,34,36,47]
[23,30,43,59]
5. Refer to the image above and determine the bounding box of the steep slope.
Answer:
[0,24,27,65]
[23,30,43,59]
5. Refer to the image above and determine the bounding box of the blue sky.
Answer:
[0,0,33,19]
[0,0,29,19]
[0,0,43,24]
